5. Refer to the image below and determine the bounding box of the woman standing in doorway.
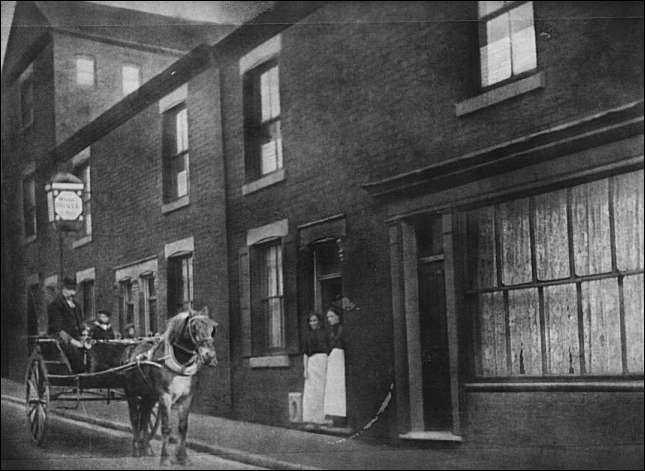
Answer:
[323,306,346,426]
[302,312,328,426]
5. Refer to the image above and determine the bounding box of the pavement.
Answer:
[2,377,643,470]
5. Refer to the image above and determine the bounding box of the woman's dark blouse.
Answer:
[304,328,328,356]
[328,324,345,351]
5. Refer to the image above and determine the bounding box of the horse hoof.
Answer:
[168,435,178,444]
[133,448,141,458]
[174,455,190,466]
[160,457,170,466]
[144,445,155,456]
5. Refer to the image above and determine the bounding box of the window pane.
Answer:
[614,170,644,271]
[510,2,537,74]
[535,189,569,280]
[508,288,542,375]
[469,207,497,289]
[572,179,611,275]
[316,241,341,276]
[176,108,188,153]
[481,13,511,86]
[268,297,284,348]
[122,65,140,94]
[76,57,94,85]
[582,278,621,374]
[477,291,507,376]
[260,65,280,122]
[260,140,279,175]
[623,274,644,373]
[544,284,579,375]
[500,198,532,285]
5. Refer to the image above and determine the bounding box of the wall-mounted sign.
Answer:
[53,190,83,220]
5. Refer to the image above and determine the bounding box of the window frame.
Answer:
[141,273,157,336]
[75,54,96,87]
[243,59,283,182]
[251,238,286,354]
[478,1,538,90]
[79,279,95,321]
[465,170,644,380]
[167,253,193,317]
[22,171,37,242]
[19,64,34,130]
[74,161,92,239]
[162,103,190,203]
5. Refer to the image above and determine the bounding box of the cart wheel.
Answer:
[25,352,49,446]
[147,402,161,439]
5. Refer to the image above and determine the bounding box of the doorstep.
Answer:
[399,431,464,442]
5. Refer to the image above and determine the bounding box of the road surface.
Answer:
[1,399,265,469]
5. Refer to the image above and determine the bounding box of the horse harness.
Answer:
[134,314,212,391]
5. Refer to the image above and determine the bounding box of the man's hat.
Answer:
[97,309,112,317]
[62,276,77,289]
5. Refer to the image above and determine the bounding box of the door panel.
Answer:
[418,260,452,430]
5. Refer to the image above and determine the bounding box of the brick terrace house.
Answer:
[1,1,231,379]
[2,0,643,451]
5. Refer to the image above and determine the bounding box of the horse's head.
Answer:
[185,307,218,367]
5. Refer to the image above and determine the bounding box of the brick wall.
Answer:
[52,32,181,144]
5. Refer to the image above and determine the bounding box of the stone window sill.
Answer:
[249,355,290,368]
[162,195,189,214]
[72,235,92,249]
[455,72,545,117]
[242,168,285,196]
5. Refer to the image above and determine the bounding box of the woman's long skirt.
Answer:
[302,353,328,423]
[323,348,346,417]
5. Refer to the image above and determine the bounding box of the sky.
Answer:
[1,1,273,69]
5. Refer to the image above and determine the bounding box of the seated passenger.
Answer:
[89,310,116,341]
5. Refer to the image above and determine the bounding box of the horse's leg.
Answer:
[126,394,142,457]
[159,393,172,466]
[139,396,156,456]
[174,394,192,465]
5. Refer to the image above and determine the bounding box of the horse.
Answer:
[120,306,218,465]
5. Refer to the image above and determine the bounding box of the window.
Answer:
[22,173,36,240]
[252,241,285,352]
[19,64,34,129]
[313,240,343,314]
[478,1,537,87]
[467,169,644,378]
[74,162,92,238]
[79,279,95,321]
[167,254,193,317]
[122,64,141,95]
[162,104,189,202]
[243,61,282,181]
[76,55,95,86]
[120,280,135,329]
[141,274,157,335]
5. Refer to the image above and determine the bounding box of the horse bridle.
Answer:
[172,314,213,365]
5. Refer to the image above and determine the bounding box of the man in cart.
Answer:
[47,276,86,372]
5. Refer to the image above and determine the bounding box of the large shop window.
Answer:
[162,104,189,203]
[167,254,193,317]
[243,60,282,181]
[467,170,644,377]
[478,1,537,87]
[252,240,285,352]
